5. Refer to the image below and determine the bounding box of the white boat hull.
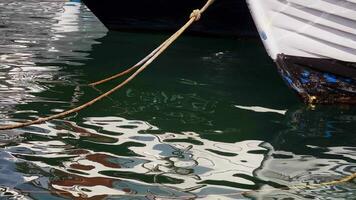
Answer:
[247,0,356,104]
[247,0,356,62]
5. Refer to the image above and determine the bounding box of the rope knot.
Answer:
[190,9,201,21]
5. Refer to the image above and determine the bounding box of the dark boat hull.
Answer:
[82,0,356,104]
[81,0,257,37]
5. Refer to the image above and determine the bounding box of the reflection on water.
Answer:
[7,118,264,199]
[0,1,355,199]
[0,0,106,120]
[254,144,356,199]
[2,107,356,199]
[251,106,356,199]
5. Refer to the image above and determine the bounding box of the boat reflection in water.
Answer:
[1,105,354,199]
[10,117,266,199]
[0,0,106,123]
[252,143,356,199]
[249,106,356,199]
[0,1,106,197]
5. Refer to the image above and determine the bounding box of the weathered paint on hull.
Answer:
[276,54,356,104]
[247,0,356,104]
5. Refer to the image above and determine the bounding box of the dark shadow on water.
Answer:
[81,31,300,136]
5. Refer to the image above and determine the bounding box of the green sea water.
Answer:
[0,1,355,199]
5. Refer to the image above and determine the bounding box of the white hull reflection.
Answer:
[250,143,356,199]
[4,113,354,199]
[0,0,106,122]
[14,117,267,199]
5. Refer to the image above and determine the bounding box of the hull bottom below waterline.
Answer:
[276,54,356,104]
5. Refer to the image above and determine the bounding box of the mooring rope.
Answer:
[89,9,208,87]
[0,0,215,130]
[242,172,356,196]
[89,42,164,86]
[0,1,354,192]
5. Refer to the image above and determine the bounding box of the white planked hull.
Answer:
[247,0,356,62]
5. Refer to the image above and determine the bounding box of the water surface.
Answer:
[0,1,355,199]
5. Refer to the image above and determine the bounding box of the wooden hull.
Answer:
[247,0,356,104]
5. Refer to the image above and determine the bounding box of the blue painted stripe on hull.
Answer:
[276,54,356,104]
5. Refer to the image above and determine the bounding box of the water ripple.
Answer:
[0,0,106,118]
[0,1,354,199]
